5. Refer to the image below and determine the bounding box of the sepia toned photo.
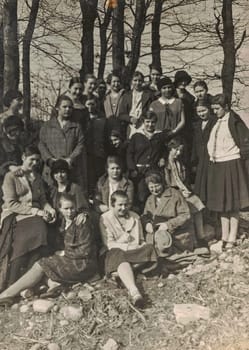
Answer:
[0,0,249,349]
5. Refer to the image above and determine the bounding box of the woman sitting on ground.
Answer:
[142,172,195,254]
[0,145,56,289]
[0,194,99,304]
[99,190,157,306]
[94,156,134,214]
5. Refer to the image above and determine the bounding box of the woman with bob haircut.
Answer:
[207,93,249,250]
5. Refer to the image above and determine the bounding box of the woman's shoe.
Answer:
[130,290,144,307]
[0,296,17,306]
[225,241,237,251]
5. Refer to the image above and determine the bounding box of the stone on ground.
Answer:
[33,299,54,313]
[60,305,83,321]
[102,338,119,350]
[174,304,210,325]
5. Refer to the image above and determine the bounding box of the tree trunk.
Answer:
[125,0,147,83]
[79,0,98,80]
[221,0,235,106]
[151,0,163,72]
[112,0,125,72]
[0,16,4,112]
[22,0,40,122]
[3,0,19,94]
[98,7,112,79]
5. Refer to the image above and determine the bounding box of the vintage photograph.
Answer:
[0,0,249,349]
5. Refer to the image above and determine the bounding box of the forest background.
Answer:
[0,0,248,125]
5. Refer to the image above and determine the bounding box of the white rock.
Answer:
[20,304,30,313]
[102,338,119,350]
[232,255,244,273]
[174,304,210,325]
[60,320,69,326]
[33,299,54,313]
[60,305,83,321]
[66,291,77,300]
[11,303,19,311]
[78,289,92,302]
[157,282,164,288]
[47,343,60,350]
[210,240,223,254]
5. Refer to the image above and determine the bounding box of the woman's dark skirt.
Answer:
[206,158,249,212]
[194,154,209,204]
[104,244,157,275]
[10,216,48,261]
[39,255,99,284]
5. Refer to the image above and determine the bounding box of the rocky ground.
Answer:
[1,213,249,350]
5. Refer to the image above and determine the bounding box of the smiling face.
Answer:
[110,135,121,148]
[110,76,121,92]
[69,83,83,101]
[59,199,76,221]
[84,78,97,94]
[196,105,210,121]
[107,162,122,180]
[22,153,40,172]
[57,100,73,120]
[143,118,157,133]
[53,169,68,185]
[150,69,161,84]
[147,182,164,197]
[112,196,129,217]
[132,75,143,91]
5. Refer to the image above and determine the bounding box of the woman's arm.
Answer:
[166,191,190,233]
[67,127,85,165]
[99,215,129,250]
[172,102,185,135]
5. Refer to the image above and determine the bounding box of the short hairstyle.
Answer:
[149,64,162,75]
[195,96,211,109]
[84,74,97,83]
[110,190,128,207]
[106,71,121,85]
[106,155,123,172]
[193,80,208,91]
[141,110,158,122]
[50,159,70,181]
[167,136,184,150]
[145,172,164,186]
[3,115,24,131]
[55,95,73,109]
[132,71,144,81]
[22,145,40,157]
[69,77,83,88]
[211,93,229,109]
[3,90,23,107]
[58,193,76,208]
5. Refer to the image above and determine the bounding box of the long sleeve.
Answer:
[126,136,137,171]
[2,173,39,216]
[99,215,129,250]
[166,192,190,233]
[68,127,84,164]
[39,126,54,164]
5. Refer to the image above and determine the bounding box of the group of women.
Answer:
[0,66,249,307]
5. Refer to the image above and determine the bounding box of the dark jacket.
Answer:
[228,110,249,159]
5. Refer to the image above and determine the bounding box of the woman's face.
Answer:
[53,170,68,184]
[211,103,226,119]
[196,105,210,121]
[22,153,40,172]
[84,78,97,94]
[5,126,21,142]
[148,182,164,197]
[161,84,174,99]
[10,97,23,114]
[110,135,121,148]
[194,86,207,100]
[150,69,161,84]
[59,199,76,221]
[110,76,121,92]
[112,196,129,217]
[169,145,184,159]
[69,83,83,101]
[107,162,122,180]
[132,75,143,91]
[143,118,156,133]
[57,100,73,119]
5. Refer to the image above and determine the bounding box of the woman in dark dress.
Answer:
[0,145,56,289]
[192,98,216,204]
[0,194,99,302]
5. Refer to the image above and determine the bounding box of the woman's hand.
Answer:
[156,222,168,231]
[10,166,24,177]
[145,223,154,234]
[99,204,109,213]
[75,212,88,226]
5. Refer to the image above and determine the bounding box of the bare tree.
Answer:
[112,0,125,72]
[79,0,98,80]
[215,0,246,105]
[3,0,19,93]
[0,14,4,112]
[151,0,163,72]
[22,0,40,122]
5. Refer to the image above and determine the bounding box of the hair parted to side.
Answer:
[22,145,41,157]
[145,172,164,186]
[55,95,73,109]
[106,155,123,172]
[195,95,211,109]
[69,77,82,88]
[132,70,144,81]
[106,71,121,85]
[84,74,97,83]
[110,190,128,207]
[58,193,76,208]
[211,93,229,109]
[141,110,158,122]
[193,80,208,91]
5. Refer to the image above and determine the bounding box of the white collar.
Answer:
[158,97,175,105]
